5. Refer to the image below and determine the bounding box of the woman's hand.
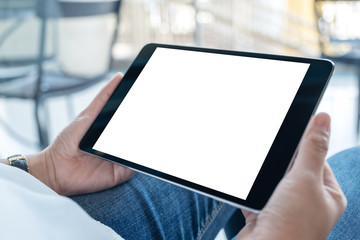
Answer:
[236,113,347,240]
[28,73,135,196]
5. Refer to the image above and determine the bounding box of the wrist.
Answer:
[0,158,9,165]
[27,151,56,191]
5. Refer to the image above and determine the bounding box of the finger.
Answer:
[323,161,343,194]
[64,73,123,143]
[241,209,258,223]
[82,72,123,117]
[291,113,331,176]
[321,161,347,219]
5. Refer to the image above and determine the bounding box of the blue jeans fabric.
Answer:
[327,146,360,240]
[72,173,237,239]
[72,147,359,239]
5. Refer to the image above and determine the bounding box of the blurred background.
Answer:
[0,0,359,165]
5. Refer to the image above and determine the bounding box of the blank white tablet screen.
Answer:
[94,47,310,200]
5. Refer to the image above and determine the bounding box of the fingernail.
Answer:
[314,114,330,133]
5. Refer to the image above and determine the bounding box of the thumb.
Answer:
[59,73,123,145]
[81,72,123,118]
[292,113,331,175]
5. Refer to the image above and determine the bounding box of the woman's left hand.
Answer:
[29,73,135,196]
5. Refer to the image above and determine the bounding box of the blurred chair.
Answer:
[314,0,360,132]
[0,0,122,149]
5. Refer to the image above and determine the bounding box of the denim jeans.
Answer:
[327,146,360,240]
[72,147,359,239]
[72,173,238,239]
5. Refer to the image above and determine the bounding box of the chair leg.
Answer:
[35,97,49,150]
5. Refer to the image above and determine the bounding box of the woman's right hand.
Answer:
[236,113,347,240]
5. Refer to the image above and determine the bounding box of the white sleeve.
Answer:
[0,163,124,240]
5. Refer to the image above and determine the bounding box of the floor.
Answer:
[0,66,359,239]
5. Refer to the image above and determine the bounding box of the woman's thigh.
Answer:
[327,147,360,240]
[71,173,237,240]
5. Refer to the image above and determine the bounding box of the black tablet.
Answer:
[80,43,334,212]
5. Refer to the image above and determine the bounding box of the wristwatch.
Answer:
[7,154,29,172]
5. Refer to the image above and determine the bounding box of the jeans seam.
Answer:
[195,201,224,240]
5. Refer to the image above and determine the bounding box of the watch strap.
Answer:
[7,154,29,172]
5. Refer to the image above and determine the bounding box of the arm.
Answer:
[1,73,135,196]
[236,113,347,240]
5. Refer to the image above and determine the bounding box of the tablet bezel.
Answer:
[80,43,334,212]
